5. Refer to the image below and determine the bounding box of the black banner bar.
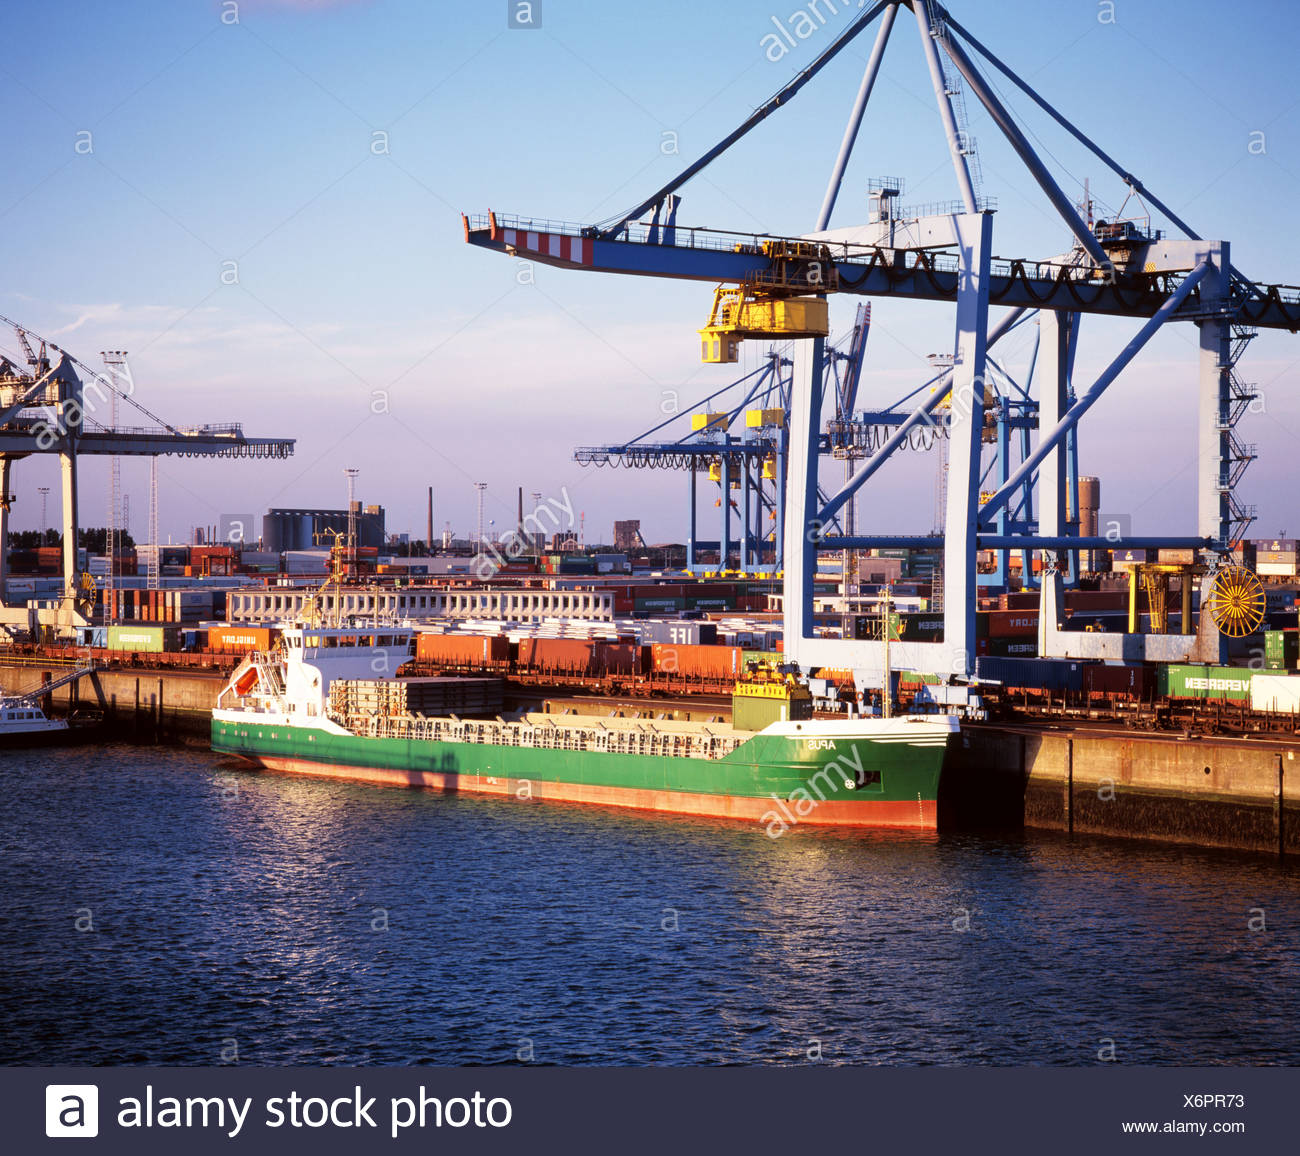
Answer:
[8,1067,1292,1153]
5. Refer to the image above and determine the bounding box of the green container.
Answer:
[635,596,686,613]
[1264,631,1299,671]
[1160,664,1253,701]
[741,649,783,670]
[686,596,731,611]
[731,687,812,732]
[899,671,943,686]
[106,624,180,653]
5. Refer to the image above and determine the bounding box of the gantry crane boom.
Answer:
[463,214,1300,331]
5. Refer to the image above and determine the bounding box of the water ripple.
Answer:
[1,744,1297,1066]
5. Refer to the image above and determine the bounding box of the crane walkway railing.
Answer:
[468,213,1300,316]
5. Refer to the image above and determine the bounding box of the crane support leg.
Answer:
[60,448,79,603]
[0,458,10,599]
[940,211,992,673]
[1197,246,1232,549]
[784,334,826,654]
[688,467,697,571]
[1037,311,1074,571]
[785,213,991,682]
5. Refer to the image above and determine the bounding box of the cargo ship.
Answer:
[210,623,958,830]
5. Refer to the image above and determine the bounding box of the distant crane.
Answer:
[0,315,296,632]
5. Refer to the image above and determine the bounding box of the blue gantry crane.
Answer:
[466,0,1295,693]
[574,305,878,576]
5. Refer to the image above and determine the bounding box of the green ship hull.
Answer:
[211,712,955,832]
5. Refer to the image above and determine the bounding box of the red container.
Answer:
[1064,590,1130,612]
[1084,663,1151,700]
[591,642,645,676]
[650,642,742,681]
[415,633,508,668]
[982,610,1039,639]
[1000,592,1039,610]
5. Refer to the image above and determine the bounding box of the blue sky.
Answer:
[4,0,1300,546]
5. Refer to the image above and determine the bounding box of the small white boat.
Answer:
[0,696,71,748]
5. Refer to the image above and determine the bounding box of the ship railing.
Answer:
[343,711,743,760]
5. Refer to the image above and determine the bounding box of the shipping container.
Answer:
[1084,663,1152,700]
[415,633,509,669]
[974,656,1084,692]
[981,610,1040,639]
[634,596,687,614]
[898,671,943,686]
[207,625,281,653]
[898,613,945,641]
[732,684,812,731]
[639,620,718,646]
[686,596,732,611]
[1159,664,1253,702]
[1249,673,1300,713]
[1000,592,1040,610]
[106,624,181,653]
[976,638,1040,658]
[650,642,743,682]
[1063,590,1131,612]
[591,642,646,677]
[517,637,599,674]
[1264,630,1299,671]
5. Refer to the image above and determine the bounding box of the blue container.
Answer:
[975,656,1084,692]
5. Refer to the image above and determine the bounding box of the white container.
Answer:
[1250,673,1300,713]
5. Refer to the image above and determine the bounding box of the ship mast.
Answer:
[881,582,893,720]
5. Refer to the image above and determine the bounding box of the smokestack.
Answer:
[517,486,524,545]
[427,487,433,554]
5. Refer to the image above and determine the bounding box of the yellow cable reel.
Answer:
[1206,566,1265,638]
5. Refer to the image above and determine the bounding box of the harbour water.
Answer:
[2,743,1298,1066]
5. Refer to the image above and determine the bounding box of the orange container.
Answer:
[415,633,508,668]
[208,625,279,653]
[517,638,597,674]
[650,642,742,680]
